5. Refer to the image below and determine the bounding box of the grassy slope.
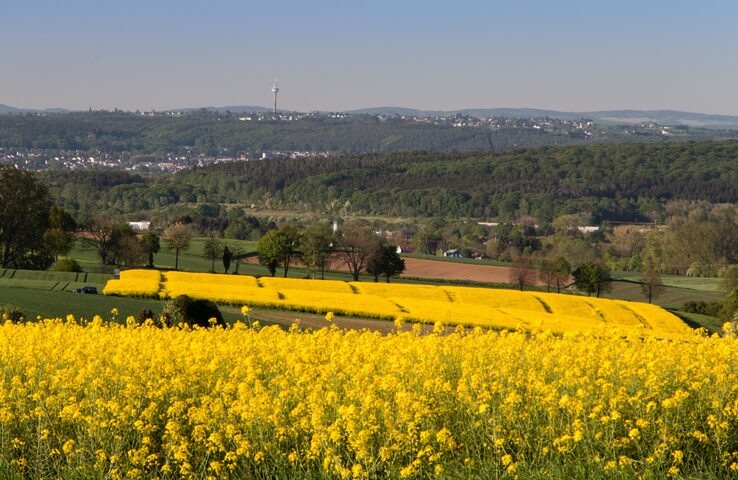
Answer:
[0,285,253,325]
[69,237,257,273]
[603,280,723,309]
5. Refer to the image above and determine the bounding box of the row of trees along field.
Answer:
[41,140,738,223]
[256,223,405,282]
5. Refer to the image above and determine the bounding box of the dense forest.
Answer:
[41,140,738,223]
[2,111,735,157]
[0,112,487,154]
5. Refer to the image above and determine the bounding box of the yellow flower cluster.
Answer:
[352,282,451,302]
[0,320,735,479]
[105,270,691,337]
[280,289,402,318]
[102,269,161,297]
[261,276,354,294]
[166,271,260,288]
[443,286,551,313]
[162,271,282,307]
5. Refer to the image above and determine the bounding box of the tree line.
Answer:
[256,223,405,282]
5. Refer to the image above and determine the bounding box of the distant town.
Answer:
[0,110,696,173]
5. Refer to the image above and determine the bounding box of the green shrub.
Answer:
[682,300,723,317]
[162,295,224,328]
[137,309,157,325]
[1,304,25,322]
[52,258,82,273]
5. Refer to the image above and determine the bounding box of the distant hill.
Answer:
[2,109,737,157]
[348,107,738,129]
[0,104,71,114]
[170,105,272,114]
[4,102,738,128]
[0,104,23,114]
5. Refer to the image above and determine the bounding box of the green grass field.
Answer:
[610,271,722,292]
[603,279,724,309]
[0,285,253,325]
[69,237,257,273]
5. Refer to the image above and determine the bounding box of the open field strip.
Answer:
[103,270,693,338]
[0,319,736,479]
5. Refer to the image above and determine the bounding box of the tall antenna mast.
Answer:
[272,79,279,113]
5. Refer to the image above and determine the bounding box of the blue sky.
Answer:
[1,0,737,114]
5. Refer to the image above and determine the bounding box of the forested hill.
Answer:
[3,111,737,157]
[43,140,738,222]
[174,140,738,219]
[0,112,493,154]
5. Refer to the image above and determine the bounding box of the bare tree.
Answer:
[509,254,536,291]
[85,215,130,265]
[337,224,382,281]
[537,258,556,293]
[641,267,665,304]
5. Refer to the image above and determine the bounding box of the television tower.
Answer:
[271,79,279,113]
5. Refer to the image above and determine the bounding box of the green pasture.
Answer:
[611,271,722,292]
[0,285,250,325]
[68,237,257,273]
[602,279,723,310]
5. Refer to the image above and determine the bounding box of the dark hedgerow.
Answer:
[161,295,225,328]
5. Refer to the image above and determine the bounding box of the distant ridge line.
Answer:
[2,103,738,128]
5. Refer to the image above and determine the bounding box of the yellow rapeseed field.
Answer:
[102,269,161,297]
[0,317,736,479]
[104,270,692,338]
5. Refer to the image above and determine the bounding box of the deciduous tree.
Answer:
[301,223,334,279]
[256,230,288,277]
[366,244,406,283]
[641,268,665,304]
[141,231,160,268]
[203,236,222,273]
[510,254,536,291]
[43,205,76,262]
[164,223,193,270]
[0,166,53,269]
[337,224,382,282]
[84,215,119,266]
[222,245,233,274]
[573,262,612,297]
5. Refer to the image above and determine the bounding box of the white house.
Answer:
[128,221,151,231]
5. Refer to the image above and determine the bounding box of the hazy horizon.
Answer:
[2,0,737,115]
